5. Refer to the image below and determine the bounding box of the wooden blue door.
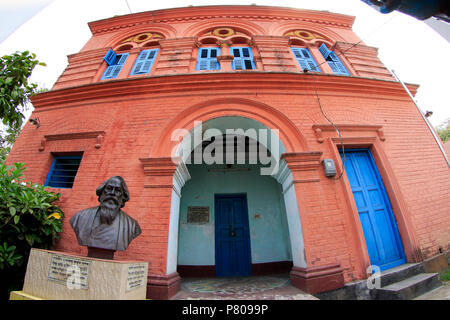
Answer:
[215,194,252,276]
[341,149,406,271]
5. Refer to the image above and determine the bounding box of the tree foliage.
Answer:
[436,118,450,143]
[0,163,64,268]
[0,51,45,130]
[0,125,21,164]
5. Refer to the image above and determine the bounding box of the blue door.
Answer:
[341,149,406,271]
[215,194,252,276]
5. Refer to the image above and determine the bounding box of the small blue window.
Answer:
[196,48,220,71]
[130,49,159,75]
[291,47,320,72]
[231,47,256,70]
[319,43,349,75]
[101,53,129,80]
[45,156,82,188]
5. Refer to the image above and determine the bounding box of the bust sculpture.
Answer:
[70,176,141,258]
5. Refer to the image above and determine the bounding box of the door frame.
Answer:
[340,148,406,270]
[325,135,420,278]
[214,193,252,276]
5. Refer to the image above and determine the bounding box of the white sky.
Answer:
[0,0,449,127]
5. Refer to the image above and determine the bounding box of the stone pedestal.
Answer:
[17,248,148,300]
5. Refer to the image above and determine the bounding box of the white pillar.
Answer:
[166,161,190,275]
[273,158,307,268]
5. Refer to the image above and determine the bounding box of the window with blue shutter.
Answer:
[104,49,117,66]
[101,53,129,80]
[291,47,320,72]
[196,47,220,71]
[45,156,82,189]
[319,43,349,75]
[130,49,159,75]
[231,47,256,70]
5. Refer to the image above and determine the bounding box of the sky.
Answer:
[0,0,449,127]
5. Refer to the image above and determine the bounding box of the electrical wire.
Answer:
[304,15,398,180]
[125,0,132,14]
[313,15,398,70]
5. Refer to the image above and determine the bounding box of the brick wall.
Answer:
[8,72,449,282]
[5,6,449,284]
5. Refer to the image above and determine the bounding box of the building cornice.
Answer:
[88,5,355,36]
[30,72,418,110]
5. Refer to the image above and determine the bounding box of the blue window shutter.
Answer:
[45,156,82,188]
[291,47,320,72]
[319,43,331,59]
[196,48,220,71]
[328,60,340,73]
[104,49,117,66]
[231,47,255,70]
[101,53,128,80]
[329,51,349,75]
[130,49,159,75]
[319,43,349,75]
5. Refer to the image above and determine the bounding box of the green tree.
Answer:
[436,118,450,143]
[0,163,64,299]
[0,51,46,130]
[0,125,21,164]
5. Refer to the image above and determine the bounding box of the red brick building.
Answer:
[7,5,449,299]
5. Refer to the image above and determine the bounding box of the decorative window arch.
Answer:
[198,27,253,45]
[284,29,326,73]
[284,29,350,75]
[196,27,257,71]
[101,32,165,80]
[284,29,327,42]
[117,32,164,48]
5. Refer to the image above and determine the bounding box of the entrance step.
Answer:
[378,262,425,287]
[374,272,442,300]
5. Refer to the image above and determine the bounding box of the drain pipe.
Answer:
[391,69,450,168]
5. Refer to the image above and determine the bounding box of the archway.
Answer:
[164,115,307,279]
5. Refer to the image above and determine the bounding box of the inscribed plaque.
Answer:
[187,206,210,224]
[47,254,91,289]
[126,263,147,291]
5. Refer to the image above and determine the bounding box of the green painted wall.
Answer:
[178,163,292,266]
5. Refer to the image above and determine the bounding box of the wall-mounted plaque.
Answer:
[126,263,147,291]
[187,206,210,224]
[47,254,91,289]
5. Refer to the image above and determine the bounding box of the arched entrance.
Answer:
[166,116,307,278]
[140,99,326,299]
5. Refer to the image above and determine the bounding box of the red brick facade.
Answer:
[6,6,449,299]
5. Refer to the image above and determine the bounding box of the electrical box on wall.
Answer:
[323,159,336,177]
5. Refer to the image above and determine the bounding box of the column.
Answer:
[281,152,345,294]
[139,157,190,299]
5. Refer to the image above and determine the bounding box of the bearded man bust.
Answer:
[70,176,142,256]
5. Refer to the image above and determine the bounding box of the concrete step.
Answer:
[378,263,425,288]
[374,273,441,300]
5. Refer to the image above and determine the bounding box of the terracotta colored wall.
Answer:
[6,6,449,284]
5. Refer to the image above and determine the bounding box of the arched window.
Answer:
[130,48,159,75]
[101,32,164,80]
[230,47,256,70]
[285,29,350,76]
[290,47,320,72]
[195,27,257,72]
[318,43,349,76]
[196,47,221,71]
[101,49,129,80]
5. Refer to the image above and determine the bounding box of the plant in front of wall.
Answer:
[0,162,64,299]
[441,268,450,282]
